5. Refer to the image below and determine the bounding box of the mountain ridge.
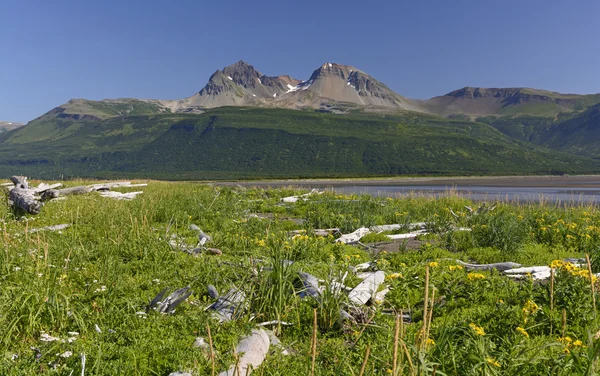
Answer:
[26,60,600,124]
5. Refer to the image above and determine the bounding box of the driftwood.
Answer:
[297,272,322,299]
[9,187,42,214]
[455,260,522,272]
[10,176,28,189]
[147,286,192,314]
[219,329,270,376]
[29,224,70,233]
[280,189,322,203]
[5,177,146,214]
[348,271,385,305]
[207,288,246,322]
[336,227,371,244]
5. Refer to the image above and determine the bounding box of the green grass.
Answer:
[3,181,600,374]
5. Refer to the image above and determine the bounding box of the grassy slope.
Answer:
[480,105,600,158]
[2,182,600,374]
[0,107,598,179]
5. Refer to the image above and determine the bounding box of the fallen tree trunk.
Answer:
[9,187,42,214]
[10,176,28,189]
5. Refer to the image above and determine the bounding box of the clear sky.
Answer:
[2,0,599,123]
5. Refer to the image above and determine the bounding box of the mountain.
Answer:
[0,120,24,132]
[4,60,600,180]
[423,87,600,118]
[28,61,600,121]
[44,61,426,119]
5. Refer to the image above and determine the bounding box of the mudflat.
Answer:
[217,175,600,189]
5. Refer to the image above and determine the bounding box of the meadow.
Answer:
[2,181,600,375]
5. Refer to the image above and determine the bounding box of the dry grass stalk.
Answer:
[393,313,400,375]
[586,253,597,318]
[562,308,567,337]
[206,323,215,376]
[358,345,371,376]
[550,267,554,335]
[311,308,317,376]
[426,288,436,342]
[401,340,415,375]
[419,266,430,350]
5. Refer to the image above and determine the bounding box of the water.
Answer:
[333,185,600,204]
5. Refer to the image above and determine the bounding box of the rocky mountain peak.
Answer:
[222,61,263,89]
[309,62,356,81]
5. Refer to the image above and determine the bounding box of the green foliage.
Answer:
[2,182,600,374]
[1,107,599,180]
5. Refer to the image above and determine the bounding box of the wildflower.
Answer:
[426,338,436,347]
[94,286,107,293]
[516,327,529,338]
[541,227,547,231]
[467,272,486,281]
[256,239,266,247]
[387,272,402,280]
[448,265,463,271]
[558,336,573,344]
[428,261,439,268]
[486,357,500,368]
[497,299,504,304]
[573,340,584,347]
[60,351,73,358]
[522,300,539,315]
[469,323,485,336]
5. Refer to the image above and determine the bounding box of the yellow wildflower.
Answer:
[448,265,463,271]
[386,272,402,280]
[573,340,584,347]
[256,239,266,247]
[558,336,573,344]
[426,338,435,347]
[516,327,529,338]
[469,323,485,336]
[428,261,439,268]
[486,357,500,367]
[467,272,486,281]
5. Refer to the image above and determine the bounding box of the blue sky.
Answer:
[2,0,599,122]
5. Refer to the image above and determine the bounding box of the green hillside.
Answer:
[478,105,600,158]
[0,107,597,179]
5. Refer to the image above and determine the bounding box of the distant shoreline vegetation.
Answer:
[0,107,598,180]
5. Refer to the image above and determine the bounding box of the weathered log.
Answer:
[348,271,385,305]
[455,260,522,271]
[98,191,143,200]
[10,176,28,189]
[219,329,270,376]
[336,227,371,244]
[207,288,246,322]
[148,286,192,314]
[29,224,70,233]
[9,187,42,214]
[32,183,62,193]
[297,272,322,299]
[40,186,92,201]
